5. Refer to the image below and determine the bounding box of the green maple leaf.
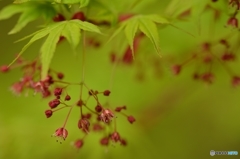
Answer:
[54,0,90,8]
[14,0,90,8]
[108,14,169,57]
[165,0,227,20]
[10,20,102,80]
[0,2,56,34]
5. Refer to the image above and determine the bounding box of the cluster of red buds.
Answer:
[171,39,240,86]
[47,80,136,148]
[0,11,137,149]
[1,55,136,149]
[0,56,63,97]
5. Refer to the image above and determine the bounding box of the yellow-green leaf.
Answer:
[146,14,170,24]
[124,19,138,57]
[0,4,23,20]
[9,22,63,67]
[62,22,81,50]
[9,11,40,34]
[79,0,90,8]
[72,19,102,34]
[11,20,102,79]
[40,24,64,80]
[107,23,127,43]
[139,18,161,56]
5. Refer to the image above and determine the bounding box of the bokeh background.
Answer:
[0,0,240,159]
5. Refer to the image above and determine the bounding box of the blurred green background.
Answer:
[0,0,240,159]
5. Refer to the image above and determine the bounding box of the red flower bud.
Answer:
[103,90,111,96]
[127,115,136,124]
[54,88,62,96]
[53,14,65,22]
[64,95,71,101]
[78,118,90,133]
[171,65,181,75]
[100,137,109,146]
[95,105,102,112]
[52,127,68,143]
[48,99,60,109]
[72,12,85,21]
[1,65,9,73]
[45,110,53,118]
[227,17,238,28]
[57,72,64,79]
[74,139,84,149]
[111,132,121,142]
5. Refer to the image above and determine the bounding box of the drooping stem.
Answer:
[83,83,100,103]
[209,52,235,76]
[83,104,99,115]
[63,105,74,128]
[52,105,70,112]
[81,31,86,83]
[114,116,117,132]
[53,80,80,85]
[79,30,87,118]
[109,60,119,91]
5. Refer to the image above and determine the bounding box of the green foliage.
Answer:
[108,14,169,57]
[0,2,56,34]
[14,20,101,79]
[14,0,90,7]
[0,1,171,80]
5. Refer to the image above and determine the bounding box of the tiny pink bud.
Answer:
[78,118,90,133]
[54,88,62,96]
[45,110,53,118]
[115,106,127,112]
[221,53,235,61]
[111,132,121,142]
[127,115,136,124]
[103,90,111,96]
[100,137,109,146]
[64,94,71,101]
[100,109,114,123]
[202,42,211,51]
[71,12,85,21]
[120,139,127,146]
[53,14,65,22]
[52,127,68,143]
[77,100,83,107]
[171,65,181,75]
[95,105,102,112]
[201,72,214,84]
[219,39,229,47]
[48,99,60,109]
[74,139,84,149]
[93,123,104,131]
[232,76,240,87]
[227,17,238,28]
[1,65,9,72]
[82,113,91,119]
[57,72,64,79]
